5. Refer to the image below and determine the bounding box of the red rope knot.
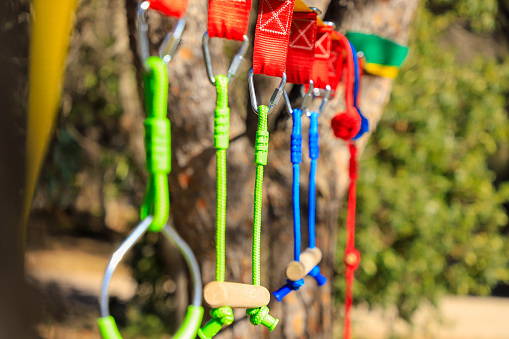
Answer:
[330,108,361,141]
[344,248,360,270]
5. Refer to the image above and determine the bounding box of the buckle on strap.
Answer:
[202,32,250,85]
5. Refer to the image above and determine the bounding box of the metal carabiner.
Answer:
[202,32,250,85]
[300,83,331,116]
[248,69,287,114]
[137,1,185,72]
[283,80,314,116]
[98,216,204,339]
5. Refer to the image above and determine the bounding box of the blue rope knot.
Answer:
[210,306,234,326]
[246,306,269,326]
[287,278,305,290]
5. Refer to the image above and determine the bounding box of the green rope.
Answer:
[140,56,170,233]
[252,104,269,285]
[214,74,229,282]
[246,104,278,331]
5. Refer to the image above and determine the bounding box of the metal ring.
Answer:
[248,69,287,115]
[99,216,153,317]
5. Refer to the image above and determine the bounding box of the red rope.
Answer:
[344,142,360,339]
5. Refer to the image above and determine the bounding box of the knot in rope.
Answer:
[330,108,361,141]
[344,249,361,270]
[210,306,234,326]
[246,306,269,326]
[287,278,305,290]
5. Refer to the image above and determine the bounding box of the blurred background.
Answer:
[2,0,509,338]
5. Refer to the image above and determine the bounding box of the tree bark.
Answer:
[124,0,419,338]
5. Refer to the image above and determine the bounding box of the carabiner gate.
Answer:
[248,69,287,114]
[300,83,331,116]
[137,1,185,72]
[202,32,250,85]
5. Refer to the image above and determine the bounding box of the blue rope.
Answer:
[291,108,303,261]
[350,41,369,140]
[308,111,319,249]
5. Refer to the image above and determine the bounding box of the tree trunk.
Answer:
[124,0,419,338]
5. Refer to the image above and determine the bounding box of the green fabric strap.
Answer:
[140,56,171,233]
[346,32,409,68]
[214,74,229,282]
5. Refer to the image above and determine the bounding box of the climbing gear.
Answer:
[98,4,204,338]
[202,33,249,85]
[137,1,185,71]
[330,31,365,339]
[345,32,409,78]
[98,217,204,339]
[198,1,253,337]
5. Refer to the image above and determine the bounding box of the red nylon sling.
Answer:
[309,25,333,89]
[208,0,252,41]
[147,0,189,18]
[253,0,296,77]
[285,11,317,84]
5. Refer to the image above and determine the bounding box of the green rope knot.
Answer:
[246,306,278,331]
[211,306,234,326]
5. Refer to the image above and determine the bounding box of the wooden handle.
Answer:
[285,247,322,281]
[203,281,270,309]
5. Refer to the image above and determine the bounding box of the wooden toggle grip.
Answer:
[203,281,271,309]
[285,247,322,281]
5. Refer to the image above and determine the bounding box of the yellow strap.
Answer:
[294,0,328,30]
[24,0,78,227]
[364,63,400,79]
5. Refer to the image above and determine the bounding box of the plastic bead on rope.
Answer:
[330,31,363,339]
[97,4,203,338]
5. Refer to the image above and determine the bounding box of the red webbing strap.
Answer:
[286,12,317,84]
[148,0,188,18]
[344,142,360,339]
[328,32,344,97]
[208,0,252,41]
[253,0,296,77]
[309,25,333,89]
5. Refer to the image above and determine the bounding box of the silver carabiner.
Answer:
[283,80,314,116]
[300,83,331,116]
[300,80,315,115]
[159,18,186,64]
[248,69,287,114]
[282,89,293,115]
[137,1,185,72]
[202,32,250,85]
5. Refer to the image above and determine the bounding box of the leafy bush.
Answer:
[335,0,509,321]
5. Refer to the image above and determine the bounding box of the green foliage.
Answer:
[335,1,509,322]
